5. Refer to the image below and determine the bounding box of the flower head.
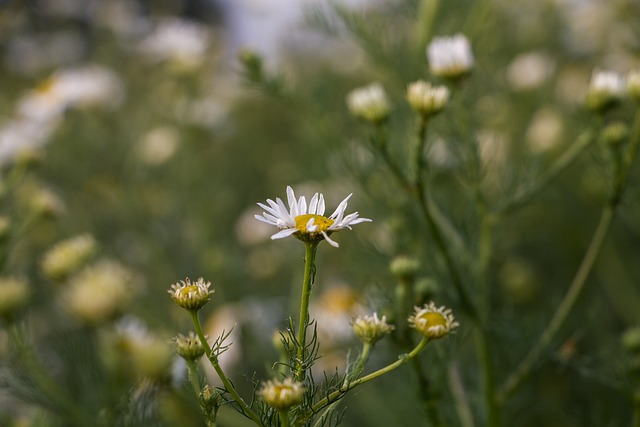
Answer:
[259,377,305,411]
[255,186,372,248]
[352,312,394,345]
[63,260,136,326]
[406,80,450,117]
[586,70,625,113]
[174,331,206,360]
[408,302,459,339]
[627,70,640,102]
[168,277,214,311]
[41,234,97,281]
[346,83,391,123]
[427,34,474,79]
[0,277,31,322]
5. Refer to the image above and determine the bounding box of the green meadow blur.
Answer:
[1,0,640,426]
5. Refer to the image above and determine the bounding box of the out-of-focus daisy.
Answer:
[427,34,474,79]
[406,80,450,117]
[254,186,371,248]
[138,18,211,69]
[408,302,459,339]
[346,83,391,123]
[585,69,625,112]
[17,65,124,122]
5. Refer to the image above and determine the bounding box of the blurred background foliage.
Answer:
[1,0,640,426]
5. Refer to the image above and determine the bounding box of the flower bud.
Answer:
[346,83,391,124]
[389,255,420,281]
[407,80,449,117]
[627,70,640,102]
[408,302,459,339]
[0,277,30,322]
[175,331,206,360]
[258,378,305,411]
[600,121,628,148]
[352,312,394,345]
[168,277,214,311]
[41,234,97,281]
[585,70,625,113]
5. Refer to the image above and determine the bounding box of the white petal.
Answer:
[309,193,319,214]
[255,214,277,225]
[329,193,352,221]
[287,186,299,217]
[276,197,294,226]
[299,196,307,215]
[271,228,298,240]
[306,217,317,232]
[317,194,326,215]
[322,231,340,247]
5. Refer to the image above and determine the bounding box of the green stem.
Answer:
[190,311,264,426]
[186,359,202,399]
[311,337,429,413]
[295,242,318,382]
[279,410,291,427]
[494,130,594,216]
[415,0,440,53]
[497,204,615,402]
[498,107,640,403]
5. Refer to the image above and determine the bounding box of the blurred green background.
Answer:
[1,0,640,426]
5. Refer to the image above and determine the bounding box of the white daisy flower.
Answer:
[255,186,372,248]
[427,34,474,79]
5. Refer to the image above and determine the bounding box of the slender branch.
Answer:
[494,130,594,217]
[190,311,264,426]
[311,337,429,413]
[498,107,640,403]
[295,242,318,381]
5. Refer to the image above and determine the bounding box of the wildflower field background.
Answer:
[1,0,640,426]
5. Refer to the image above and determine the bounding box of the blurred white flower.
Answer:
[41,234,97,281]
[585,69,625,112]
[526,108,564,154]
[17,65,124,122]
[138,18,211,69]
[427,34,474,79]
[0,118,58,165]
[346,83,391,123]
[507,51,556,91]
[137,127,179,166]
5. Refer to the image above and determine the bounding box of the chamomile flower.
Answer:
[259,377,305,411]
[408,302,459,339]
[254,186,372,248]
[427,34,474,79]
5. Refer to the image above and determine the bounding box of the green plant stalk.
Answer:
[186,359,202,401]
[476,209,500,426]
[498,108,640,403]
[295,241,318,382]
[279,409,291,427]
[412,114,479,321]
[415,0,440,57]
[190,310,264,426]
[495,130,594,216]
[311,337,429,413]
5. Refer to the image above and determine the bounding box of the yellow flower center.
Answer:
[294,214,334,233]
[36,77,56,96]
[178,285,199,297]
[418,312,447,329]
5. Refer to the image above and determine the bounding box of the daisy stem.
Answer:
[279,410,291,427]
[311,337,430,413]
[190,310,264,426]
[186,359,203,400]
[295,241,319,382]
